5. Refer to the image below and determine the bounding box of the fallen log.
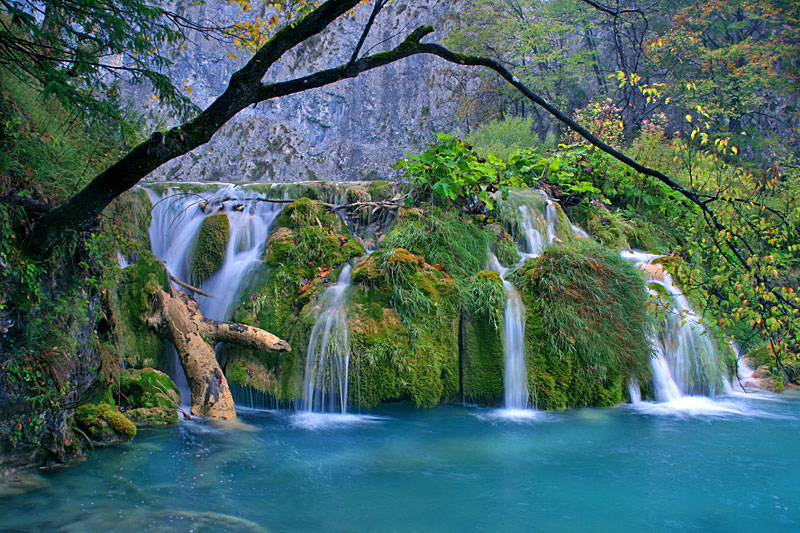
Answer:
[146,288,290,419]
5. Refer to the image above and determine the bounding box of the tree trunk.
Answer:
[146,288,290,419]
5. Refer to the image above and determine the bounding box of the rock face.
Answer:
[129,0,459,183]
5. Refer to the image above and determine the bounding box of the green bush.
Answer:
[383,207,492,280]
[464,116,552,160]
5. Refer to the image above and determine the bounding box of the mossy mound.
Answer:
[512,240,652,408]
[382,206,493,279]
[110,252,169,369]
[226,198,365,400]
[348,248,460,407]
[114,368,180,410]
[74,403,136,443]
[368,180,393,202]
[189,213,230,285]
[459,271,506,404]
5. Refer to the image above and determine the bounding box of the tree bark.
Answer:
[146,288,290,419]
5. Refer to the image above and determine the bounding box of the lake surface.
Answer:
[2,391,799,532]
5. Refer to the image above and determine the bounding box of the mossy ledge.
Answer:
[74,404,137,444]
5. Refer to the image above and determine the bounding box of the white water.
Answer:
[146,184,286,403]
[488,254,530,411]
[302,264,352,414]
[623,251,731,413]
[628,377,642,404]
[517,197,560,259]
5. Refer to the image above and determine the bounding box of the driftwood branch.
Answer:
[168,272,214,298]
[147,288,290,419]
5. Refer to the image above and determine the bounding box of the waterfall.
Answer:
[515,191,563,260]
[488,254,530,411]
[628,377,642,404]
[147,184,285,321]
[622,251,724,402]
[302,264,352,414]
[145,184,286,404]
[502,284,529,410]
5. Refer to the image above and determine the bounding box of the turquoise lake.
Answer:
[2,391,799,532]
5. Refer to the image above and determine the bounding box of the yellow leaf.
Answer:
[685,114,693,122]
[731,146,738,155]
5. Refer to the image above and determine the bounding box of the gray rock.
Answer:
[127,1,460,183]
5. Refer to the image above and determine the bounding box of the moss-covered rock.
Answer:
[74,403,136,443]
[190,213,230,285]
[123,407,178,426]
[490,225,519,268]
[115,368,180,410]
[224,198,365,401]
[382,206,493,279]
[347,248,461,408]
[110,252,169,369]
[512,240,652,409]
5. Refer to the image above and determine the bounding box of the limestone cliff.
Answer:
[128,0,459,183]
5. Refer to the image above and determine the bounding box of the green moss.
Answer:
[115,368,179,409]
[460,309,504,404]
[74,403,137,442]
[494,231,519,268]
[227,360,248,386]
[347,249,461,408]
[110,252,169,369]
[103,188,153,254]
[382,206,492,279]
[458,271,506,406]
[190,213,229,285]
[123,407,178,426]
[346,186,370,204]
[459,270,504,330]
[512,240,652,408]
[368,180,393,202]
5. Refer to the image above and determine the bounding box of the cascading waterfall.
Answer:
[146,184,286,406]
[147,184,285,321]
[502,285,529,410]
[302,264,352,414]
[622,251,723,402]
[518,202,559,258]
